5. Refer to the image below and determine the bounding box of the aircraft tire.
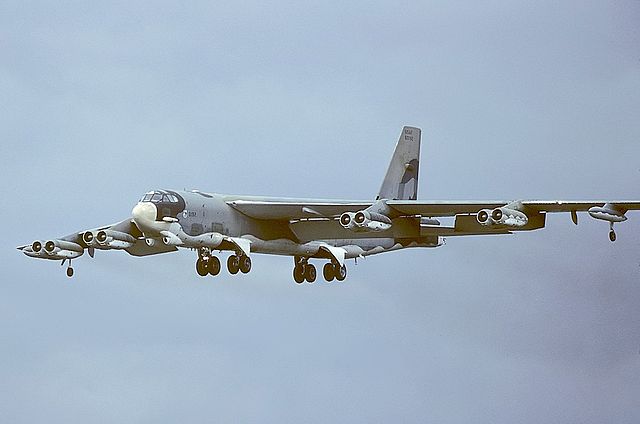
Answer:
[66,267,74,278]
[609,230,616,242]
[293,265,305,284]
[305,264,316,283]
[335,264,347,281]
[208,256,221,276]
[239,256,252,274]
[323,263,335,282]
[196,258,208,276]
[227,255,240,275]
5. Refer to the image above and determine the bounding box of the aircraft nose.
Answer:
[132,202,157,222]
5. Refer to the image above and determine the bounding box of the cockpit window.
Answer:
[141,191,181,204]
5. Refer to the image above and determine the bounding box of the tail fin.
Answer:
[377,126,421,200]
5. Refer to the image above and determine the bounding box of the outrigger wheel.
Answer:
[609,222,617,243]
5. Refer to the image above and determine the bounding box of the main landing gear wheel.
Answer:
[305,264,317,283]
[335,264,347,281]
[227,255,240,275]
[239,255,252,274]
[323,263,335,282]
[293,264,305,284]
[207,256,221,276]
[196,258,209,277]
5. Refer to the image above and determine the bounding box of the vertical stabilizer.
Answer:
[377,126,421,200]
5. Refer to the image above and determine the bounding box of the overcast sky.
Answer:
[2,1,640,423]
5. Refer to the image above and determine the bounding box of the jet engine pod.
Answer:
[354,211,368,226]
[339,212,356,229]
[352,210,392,232]
[477,207,528,227]
[476,209,492,225]
[491,207,528,227]
[42,239,84,259]
[32,240,43,253]
[82,231,95,245]
[95,230,136,249]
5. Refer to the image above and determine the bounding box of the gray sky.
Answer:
[2,1,640,423]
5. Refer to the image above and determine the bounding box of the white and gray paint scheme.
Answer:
[18,126,640,283]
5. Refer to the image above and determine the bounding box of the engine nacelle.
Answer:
[477,207,528,227]
[476,209,493,225]
[339,212,357,230]
[340,210,392,232]
[82,231,96,246]
[94,230,136,249]
[42,239,84,259]
[20,240,48,258]
[32,240,43,254]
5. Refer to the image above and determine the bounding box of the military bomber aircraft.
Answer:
[17,127,640,283]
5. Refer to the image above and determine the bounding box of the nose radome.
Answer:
[132,202,157,222]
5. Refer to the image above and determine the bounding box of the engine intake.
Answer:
[339,212,356,229]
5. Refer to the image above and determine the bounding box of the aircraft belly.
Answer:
[243,235,441,259]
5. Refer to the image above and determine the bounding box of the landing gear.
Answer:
[294,258,346,284]
[322,262,346,282]
[196,257,209,277]
[196,248,221,277]
[323,263,335,282]
[305,264,317,283]
[226,254,252,274]
[227,255,240,274]
[293,264,305,284]
[239,255,252,274]
[207,256,221,276]
[293,257,315,284]
[196,248,252,278]
[609,222,617,243]
[62,259,74,278]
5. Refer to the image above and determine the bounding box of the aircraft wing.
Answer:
[18,218,177,260]
[386,200,640,216]
[228,199,640,220]
[229,198,640,243]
